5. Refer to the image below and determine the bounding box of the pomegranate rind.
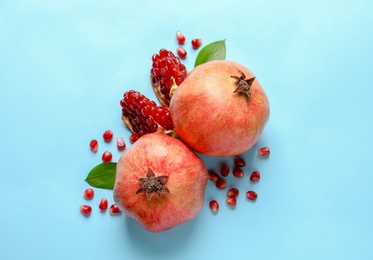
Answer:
[113,132,208,233]
[169,60,270,156]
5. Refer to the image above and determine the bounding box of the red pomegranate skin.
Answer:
[169,60,270,156]
[113,132,208,232]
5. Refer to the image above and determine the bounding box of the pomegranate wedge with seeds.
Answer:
[120,90,177,137]
[150,49,187,107]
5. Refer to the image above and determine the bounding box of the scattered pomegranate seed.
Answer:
[102,151,112,162]
[208,170,219,182]
[109,204,122,215]
[232,167,244,178]
[250,171,261,182]
[234,156,246,167]
[258,147,270,157]
[226,197,237,207]
[215,178,227,189]
[227,188,239,198]
[89,139,98,153]
[191,38,202,49]
[83,188,94,200]
[129,133,140,143]
[209,200,219,212]
[220,163,230,177]
[246,191,258,201]
[177,47,187,59]
[116,137,126,151]
[80,205,92,216]
[103,130,113,142]
[176,30,186,45]
[99,198,108,212]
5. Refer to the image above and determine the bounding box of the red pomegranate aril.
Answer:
[129,133,140,143]
[80,205,92,216]
[191,38,202,49]
[103,130,113,142]
[208,170,219,182]
[83,188,94,200]
[176,31,186,45]
[233,167,244,178]
[250,170,261,182]
[226,197,237,207]
[177,47,187,59]
[258,147,270,157]
[102,151,112,162]
[220,163,230,177]
[117,137,126,151]
[234,156,246,167]
[99,198,108,211]
[227,187,239,198]
[215,178,227,189]
[209,200,219,212]
[89,139,98,153]
[246,191,258,201]
[109,204,122,215]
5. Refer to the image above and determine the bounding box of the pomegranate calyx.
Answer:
[136,168,170,202]
[231,70,255,98]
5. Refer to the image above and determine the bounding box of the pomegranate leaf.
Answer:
[85,162,116,189]
[194,39,226,67]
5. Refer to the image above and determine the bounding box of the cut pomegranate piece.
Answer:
[109,204,122,215]
[150,49,187,107]
[103,130,113,142]
[220,163,230,177]
[215,178,227,189]
[120,90,177,138]
[117,137,126,151]
[246,191,258,201]
[176,31,186,45]
[102,151,112,162]
[232,167,244,178]
[177,47,187,59]
[258,147,270,157]
[83,188,94,200]
[191,38,202,49]
[234,156,246,167]
[209,200,219,212]
[89,139,98,153]
[227,187,239,198]
[226,197,237,207]
[250,170,260,182]
[99,198,108,211]
[208,170,219,182]
[80,205,92,216]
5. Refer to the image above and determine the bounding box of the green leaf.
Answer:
[85,162,117,189]
[194,39,226,67]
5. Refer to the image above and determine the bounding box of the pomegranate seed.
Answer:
[215,178,227,189]
[209,200,219,212]
[176,30,186,45]
[250,170,261,182]
[103,130,113,142]
[191,38,202,49]
[208,170,219,182]
[102,151,112,162]
[117,137,126,151]
[83,188,94,200]
[177,47,187,59]
[129,133,140,143]
[258,147,270,157]
[80,205,92,216]
[227,187,239,198]
[234,156,246,167]
[226,197,237,207]
[89,139,98,153]
[109,204,122,215]
[220,163,230,177]
[233,167,244,178]
[246,191,258,201]
[99,198,108,211]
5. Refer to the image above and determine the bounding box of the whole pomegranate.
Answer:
[169,60,270,156]
[113,132,208,232]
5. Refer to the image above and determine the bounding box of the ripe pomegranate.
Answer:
[113,132,208,232]
[169,60,270,156]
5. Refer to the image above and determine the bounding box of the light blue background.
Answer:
[1,0,372,259]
